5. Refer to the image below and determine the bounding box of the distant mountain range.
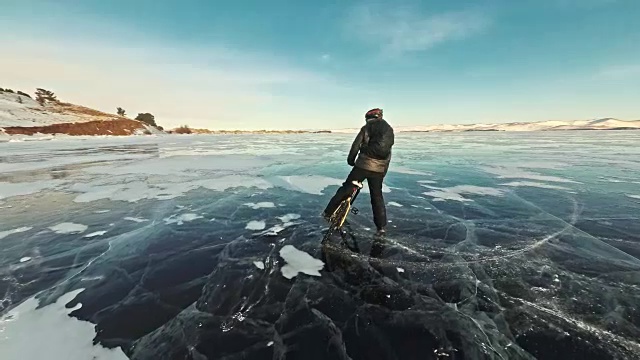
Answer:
[2,87,639,136]
[330,118,640,133]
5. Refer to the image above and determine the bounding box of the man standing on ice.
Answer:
[323,108,394,236]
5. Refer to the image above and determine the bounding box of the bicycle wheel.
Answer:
[322,198,351,243]
[322,222,337,244]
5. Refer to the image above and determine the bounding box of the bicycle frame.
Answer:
[323,181,364,245]
[337,181,363,228]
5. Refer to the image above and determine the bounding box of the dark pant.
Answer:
[324,166,387,230]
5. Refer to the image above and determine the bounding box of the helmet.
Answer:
[365,108,383,119]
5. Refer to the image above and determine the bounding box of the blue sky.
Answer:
[2,0,639,130]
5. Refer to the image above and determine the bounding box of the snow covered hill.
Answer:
[0,90,160,136]
[331,118,640,133]
[1,91,107,127]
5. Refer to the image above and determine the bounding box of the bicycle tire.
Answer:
[322,222,337,244]
[322,198,351,243]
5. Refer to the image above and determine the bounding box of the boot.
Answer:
[375,227,386,237]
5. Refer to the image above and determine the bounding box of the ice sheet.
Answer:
[2,131,640,360]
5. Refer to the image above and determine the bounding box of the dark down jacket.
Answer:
[347,118,394,173]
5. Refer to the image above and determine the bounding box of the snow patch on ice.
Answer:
[411,205,432,210]
[500,181,570,190]
[259,225,286,236]
[277,175,342,195]
[83,231,107,238]
[0,226,32,240]
[82,155,268,176]
[253,261,265,270]
[627,194,640,200]
[258,214,302,236]
[244,202,275,209]
[482,166,579,183]
[277,213,301,223]
[0,288,128,360]
[93,210,110,214]
[71,175,272,203]
[390,167,432,176]
[49,223,88,234]
[279,245,324,279]
[0,180,65,199]
[361,183,391,194]
[397,267,405,273]
[124,217,148,223]
[0,152,152,174]
[19,257,32,263]
[246,220,266,230]
[423,185,504,202]
[388,202,403,207]
[164,213,203,225]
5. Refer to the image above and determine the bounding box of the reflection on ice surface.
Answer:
[1,132,640,359]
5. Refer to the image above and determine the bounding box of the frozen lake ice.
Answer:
[1,131,640,359]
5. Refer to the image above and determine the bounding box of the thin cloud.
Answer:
[321,54,331,61]
[598,64,640,79]
[0,36,341,129]
[555,0,618,8]
[347,4,491,55]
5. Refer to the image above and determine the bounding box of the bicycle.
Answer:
[322,180,364,245]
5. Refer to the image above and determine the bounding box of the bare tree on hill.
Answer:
[135,113,157,127]
[35,88,58,106]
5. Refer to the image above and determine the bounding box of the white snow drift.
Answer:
[279,245,324,279]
